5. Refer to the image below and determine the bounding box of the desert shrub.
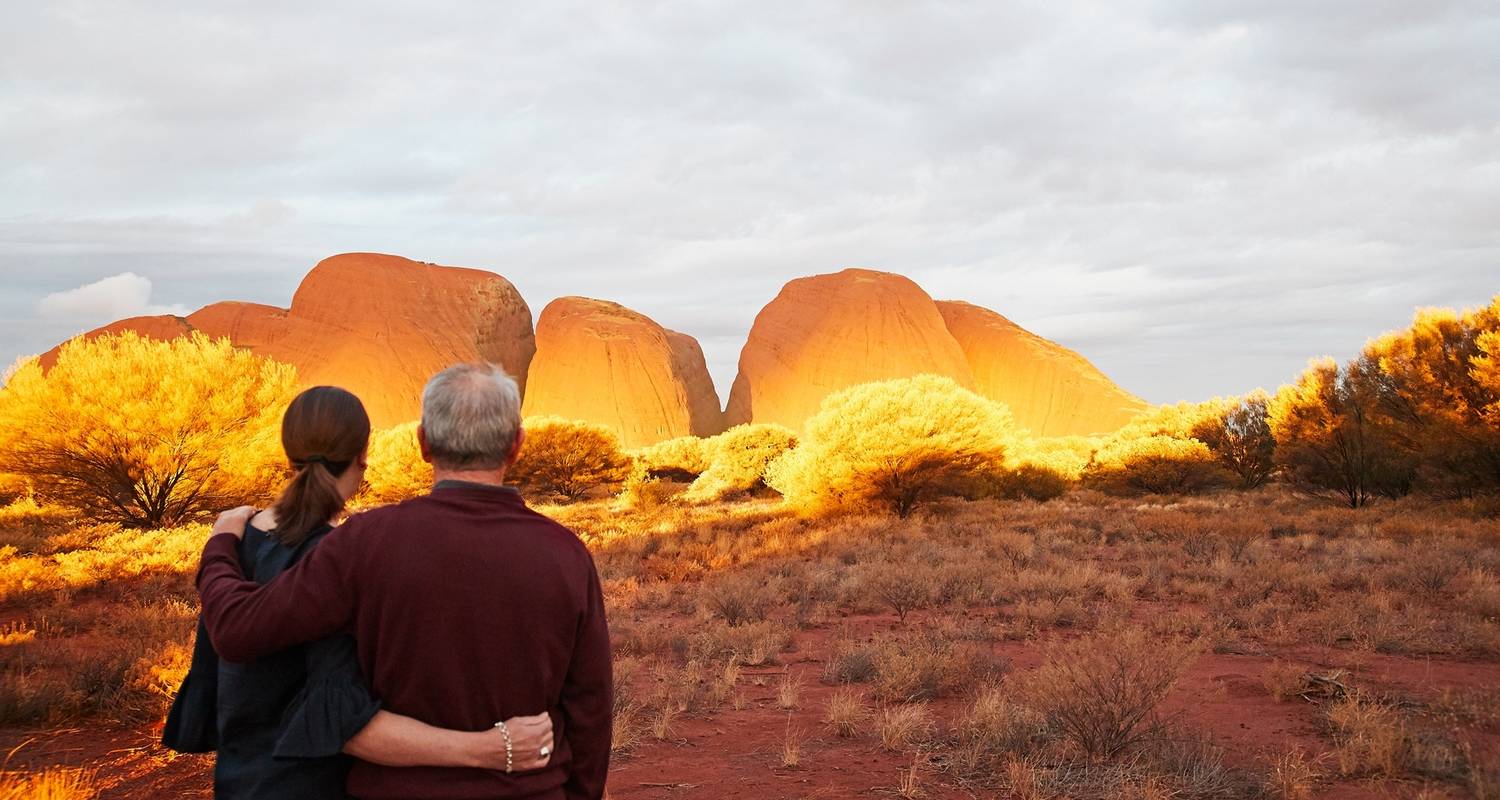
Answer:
[683,424,797,502]
[766,375,1016,517]
[510,416,633,500]
[861,562,937,623]
[1359,301,1500,497]
[1014,628,1199,759]
[986,464,1071,501]
[616,470,678,511]
[0,472,29,505]
[1190,392,1277,489]
[870,631,1007,701]
[0,333,296,527]
[0,523,208,604]
[700,572,778,626]
[1082,435,1231,496]
[948,687,1050,778]
[633,436,708,481]
[1013,436,1099,481]
[359,421,432,505]
[1269,357,1417,507]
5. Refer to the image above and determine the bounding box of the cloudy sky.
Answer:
[3,0,1497,404]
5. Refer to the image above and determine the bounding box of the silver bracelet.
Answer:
[494,721,513,773]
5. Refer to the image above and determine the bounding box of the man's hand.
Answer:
[474,713,554,772]
[211,506,257,539]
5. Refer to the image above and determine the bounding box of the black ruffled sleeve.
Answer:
[271,633,381,759]
[161,619,219,753]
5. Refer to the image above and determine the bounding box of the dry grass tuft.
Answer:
[823,686,869,738]
[776,670,802,710]
[780,715,809,768]
[0,767,97,800]
[878,703,933,752]
[1326,693,1409,778]
[1265,747,1322,799]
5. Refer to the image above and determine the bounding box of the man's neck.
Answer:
[432,468,509,488]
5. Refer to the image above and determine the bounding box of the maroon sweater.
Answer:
[197,483,612,800]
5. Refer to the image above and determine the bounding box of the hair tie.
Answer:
[303,455,329,466]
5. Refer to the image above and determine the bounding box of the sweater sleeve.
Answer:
[196,523,359,663]
[559,552,613,800]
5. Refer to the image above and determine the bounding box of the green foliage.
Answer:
[511,416,633,500]
[765,375,1016,517]
[0,333,296,527]
[684,424,797,503]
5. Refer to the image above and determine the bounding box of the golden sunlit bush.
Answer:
[1081,435,1231,496]
[766,375,1016,517]
[985,464,1071,502]
[1012,436,1099,481]
[1477,329,1500,425]
[1191,392,1277,489]
[1269,357,1414,507]
[358,422,432,506]
[0,472,28,505]
[633,436,708,481]
[684,424,797,503]
[0,333,296,527]
[1360,300,1500,498]
[0,524,207,603]
[510,416,633,500]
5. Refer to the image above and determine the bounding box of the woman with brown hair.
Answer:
[165,386,553,798]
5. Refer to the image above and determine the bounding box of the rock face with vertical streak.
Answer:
[522,297,724,448]
[936,300,1148,436]
[724,268,976,430]
[40,253,536,428]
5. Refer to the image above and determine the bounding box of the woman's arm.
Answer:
[277,633,554,771]
[345,711,554,771]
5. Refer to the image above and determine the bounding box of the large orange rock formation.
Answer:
[725,268,1145,436]
[42,253,535,427]
[936,301,1147,437]
[522,297,723,447]
[724,269,975,429]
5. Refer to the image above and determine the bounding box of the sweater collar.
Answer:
[432,479,524,499]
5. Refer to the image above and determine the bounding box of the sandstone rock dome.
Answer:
[724,268,975,430]
[42,253,535,427]
[522,297,723,447]
[936,301,1147,436]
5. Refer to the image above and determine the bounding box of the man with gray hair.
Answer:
[197,363,613,800]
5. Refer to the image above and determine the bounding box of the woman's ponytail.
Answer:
[271,460,351,545]
[268,387,371,546]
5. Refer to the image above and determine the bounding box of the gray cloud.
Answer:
[1,0,1496,404]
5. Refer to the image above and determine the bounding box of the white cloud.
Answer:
[0,0,1497,404]
[35,272,187,323]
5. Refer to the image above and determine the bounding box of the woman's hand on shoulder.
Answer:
[210,506,257,539]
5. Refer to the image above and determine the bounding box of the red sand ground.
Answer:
[4,610,1496,799]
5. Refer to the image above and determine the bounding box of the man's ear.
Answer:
[505,427,526,469]
[417,425,434,464]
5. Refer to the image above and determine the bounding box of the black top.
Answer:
[164,522,381,800]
